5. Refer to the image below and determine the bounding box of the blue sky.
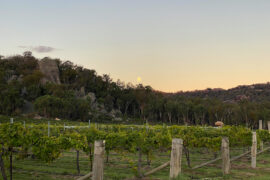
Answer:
[1,0,270,92]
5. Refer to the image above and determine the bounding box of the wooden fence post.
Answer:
[259,120,263,150]
[268,121,270,133]
[48,121,50,137]
[170,138,183,179]
[221,137,230,175]
[259,120,263,130]
[251,132,257,168]
[92,140,105,180]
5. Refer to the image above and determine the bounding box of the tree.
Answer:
[22,70,44,100]
[134,85,152,121]
[34,95,64,118]
[23,51,32,57]
[164,99,176,124]
[0,82,24,115]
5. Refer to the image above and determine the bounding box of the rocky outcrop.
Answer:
[7,75,18,83]
[7,74,23,84]
[84,92,96,104]
[109,109,122,118]
[76,87,86,97]
[38,58,61,84]
[82,91,123,121]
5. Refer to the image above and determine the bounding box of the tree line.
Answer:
[0,52,270,128]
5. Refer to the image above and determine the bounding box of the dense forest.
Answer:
[1,52,270,128]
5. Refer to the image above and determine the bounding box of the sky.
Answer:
[1,0,270,92]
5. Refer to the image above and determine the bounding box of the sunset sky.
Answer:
[1,0,270,92]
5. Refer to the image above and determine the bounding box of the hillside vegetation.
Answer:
[1,52,270,128]
[176,83,270,102]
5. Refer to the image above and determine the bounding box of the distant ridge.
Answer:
[172,82,270,102]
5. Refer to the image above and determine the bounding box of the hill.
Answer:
[1,52,270,128]
[175,83,270,102]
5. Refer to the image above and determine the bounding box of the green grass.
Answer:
[0,115,147,126]
[0,115,89,126]
[0,147,268,180]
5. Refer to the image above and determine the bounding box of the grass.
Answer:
[0,115,89,126]
[0,115,147,126]
[0,147,268,180]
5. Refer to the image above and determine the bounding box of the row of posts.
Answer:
[9,119,94,137]
[91,137,229,179]
[50,120,95,137]
[89,139,185,180]
[8,118,183,179]
[91,133,262,180]
[258,120,270,150]
[259,119,270,132]
[7,119,268,179]
[8,118,270,134]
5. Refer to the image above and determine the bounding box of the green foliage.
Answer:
[0,82,24,115]
[170,125,252,152]
[22,70,44,100]
[257,129,270,142]
[2,53,270,127]
[0,123,26,150]
[34,95,91,121]
[31,136,62,162]
[64,131,87,150]
[34,95,64,118]
[0,121,269,179]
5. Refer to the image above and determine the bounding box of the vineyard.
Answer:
[0,118,270,180]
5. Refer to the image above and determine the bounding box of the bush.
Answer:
[34,95,91,121]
